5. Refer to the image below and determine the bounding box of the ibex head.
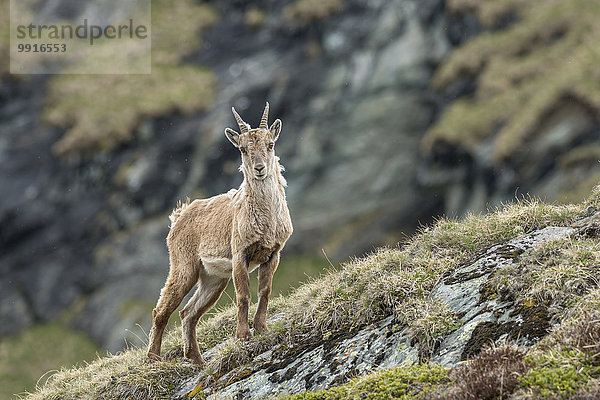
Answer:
[225,102,282,181]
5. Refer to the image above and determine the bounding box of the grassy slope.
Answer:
[23,187,600,399]
[288,194,600,399]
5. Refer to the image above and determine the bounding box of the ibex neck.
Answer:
[244,173,284,203]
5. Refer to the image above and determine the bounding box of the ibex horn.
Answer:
[259,102,270,129]
[232,107,250,133]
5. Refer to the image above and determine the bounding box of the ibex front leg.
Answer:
[254,251,279,334]
[232,254,252,339]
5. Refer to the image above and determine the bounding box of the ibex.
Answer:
[147,103,293,365]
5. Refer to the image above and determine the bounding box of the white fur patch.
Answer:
[201,257,233,279]
[248,262,261,274]
[201,257,261,278]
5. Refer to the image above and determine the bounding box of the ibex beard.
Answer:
[147,103,293,365]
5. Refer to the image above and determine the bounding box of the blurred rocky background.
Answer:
[1,0,599,397]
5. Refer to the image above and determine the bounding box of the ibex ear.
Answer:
[225,128,240,147]
[269,119,282,142]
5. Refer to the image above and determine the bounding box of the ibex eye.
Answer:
[268,143,274,150]
[240,147,246,154]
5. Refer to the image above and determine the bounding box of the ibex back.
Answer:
[147,103,293,365]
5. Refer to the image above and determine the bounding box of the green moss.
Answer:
[0,323,99,400]
[424,0,600,163]
[521,349,600,398]
[285,363,449,400]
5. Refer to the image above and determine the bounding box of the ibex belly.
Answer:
[200,257,261,279]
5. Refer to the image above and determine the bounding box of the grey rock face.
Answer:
[173,225,575,399]
[432,226,574,365]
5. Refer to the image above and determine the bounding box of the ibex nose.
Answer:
[254,164,265,175]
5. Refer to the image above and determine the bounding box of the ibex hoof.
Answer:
[254,323,268,334]
[185,353,206,366]
[236,329,252,339]
[147,351,162,362]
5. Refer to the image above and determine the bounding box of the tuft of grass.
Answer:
[487,236,600,320]
[22,348,203,400]
[423,0,600,163]
[42,0,219,156]
[399,299,460,359]
[283,0,344,27]
[584,185,600,210]
[285,363,449,400]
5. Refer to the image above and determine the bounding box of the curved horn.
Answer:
[259,102,270,129]
[232,107,250,133]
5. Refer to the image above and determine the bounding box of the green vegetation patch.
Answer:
[424,0,600,163]
[520,348,600,398]
[0,323,99,400]
[43,0,219,156]
[285,363,449,400]
[45,64,217,156]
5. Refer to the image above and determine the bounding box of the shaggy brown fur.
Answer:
[147,103,293,364]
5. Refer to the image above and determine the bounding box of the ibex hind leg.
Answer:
[180,273,230,365]
[147,260,198,361]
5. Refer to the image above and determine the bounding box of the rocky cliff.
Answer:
[23,189,600,399]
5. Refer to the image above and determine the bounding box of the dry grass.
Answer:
[22,196,586,399]
[423,0,600,163]
[283,0,344,27]
[426,344,528,400]
[45,65,217,156]
[42,0,219,156]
